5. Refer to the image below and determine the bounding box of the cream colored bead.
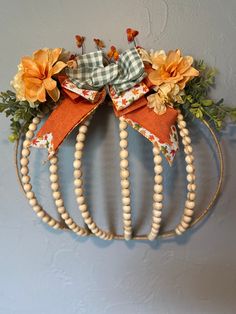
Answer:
[51,183,59,191]
[185,200,195,209]
[120,130,128,139]
[74,151,82,159]
[153,210,162,218]
[177,113,184,121]
[188,183,196,192]
[75,142,84,151]
[175,228,183,235]
[52,191,61,200]
[57,206,65,214]
[153,146,160,155]
[32,117,40,124]
[153,216,162,224]
[123,213,131,220]
[121,180,129,189]
[153,194,163,202]
[184,208,194,216]
[185,155,193,164]
[79,204,87,212]
[122,197,130,206]
[77,196,85,205]
[65,218,73,225]
[154,165,163,174]
[124,220,131,227]
[50,174,58,183]
[29,198,37,206]
[183,215,192,223]
[83,119,91,127]
[42,216,50,223]
[77,133,86,142]
[181,221,189,229]
[154,175,163,184]
[187,174,194,182]
[22,175,30,184]
[73,160,81,169]
[26,191,34,199]
[61,212,69,220]
[121,189,130,197]
[22,148,30,157]
[49,164,57,173]
[29,123,37,131]
[184,145,193,154]
[20,157,29,166]
[120,139,128,149]
[120,150,128,159]
[85,217,92,225]
[153,202,163,210]
[25,130,34,139]
[24,183,32,192]
[74,179,82,187]
[37,211,45,218]
[48,219,56,227]
[81,211,90,219]
[75,188,83,196]
[120,169,129,179]
[50,156,58,164]
[55,199,63,207]
[154,155,162,164]
[186,164,194,173]
[79,125,88,133]
[74,170,82,178]
[32,205,41,213]
[23,139,31,148]
[120,159,128,168]
[177,224,186,233]
[154,184,163,194]
[182,137,191,145]
[178,120,186,128]
[123,206,131,213]
[119,120,127,129]
[187,192,196,201]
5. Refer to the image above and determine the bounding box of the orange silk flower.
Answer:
[148,49,199,90]
[15,48,67,103]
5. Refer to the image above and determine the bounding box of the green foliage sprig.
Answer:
[175,60,236,129]
[0,91,54,142]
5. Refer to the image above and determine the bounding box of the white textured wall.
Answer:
[0,1,236,313]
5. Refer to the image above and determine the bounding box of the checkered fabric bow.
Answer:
[66,48,146,94]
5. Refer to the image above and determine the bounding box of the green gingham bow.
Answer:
[66,47,146,94]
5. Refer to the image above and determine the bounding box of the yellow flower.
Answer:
[148,49,199,90]
[12,48,67,103]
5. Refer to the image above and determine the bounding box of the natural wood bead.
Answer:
[79,125,88,133]
[32,117,40,124]
[32,205,41,213]
[154,155,162,164]
[154,165,163,174]
[184,145,193,154]
[124,220,132,227]
[177,113,184,121]
[120,139,128,149]
[154,184,163,194]
[122,197,130,206]
[53,223,60,230]
[74,179,82,187]
[50,174,58,183]
[183,215,192,223]
[121,180,129,189]
[75,142,84,151]
[74,151,82,159]
[42,216,50,223]
[153,202,163,210]
[22,148,30,157]
[25,130,34,139]
[75,188,83,196]
[123,213,131,220]
[187,174,194,182]
[153,194,163,202]
[20,158,29,166]
[65,218,73,225]
[185,155,194,164]
[182,137,191,145]
[52,191,61,200]
[57,206,65,214]
[73,160,81,169]
[22,175,30,184]
[61,212,69,220]
[81,211,90,219]
[85,217,92,225]
[74,170,82,178]
[48,219,56,227]
[79,204,87,212]
[120,159,128,168]
[123,205,131,213]
[55,199,63,207]
[51,183,59,191]
[120,150,128,159]
[153,146,160,154]
[153,210,162,218]
[29,123,37,131]
[83,119,91,127]
[76,196,85,205]
[50,157,58,164]
[154,175,163,184]
[187,192,196,201]
[120,130,128,139]
[37,211,45,218]
[181,221,190,229]
[120,169,129,179]
[26,191,34,199]
[185,200,195,209]
[76,133,86,142]
[119,120,127,129]
[178,120,186,128]
[177,224,186,233]
[29,198,37,206]
[23,139,31,148]
[186,164,194,173]
[152,222,161,230]
[121,189,130,197]
[49,164,57,173]
[153,216,162,224]
[184,208,194,216]
[188,183,196,192]
[24,183,32,192]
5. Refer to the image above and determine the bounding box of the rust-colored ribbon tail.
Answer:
[114,97,179,165]
[31,87,106,157]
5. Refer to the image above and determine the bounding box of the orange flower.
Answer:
[126,28,139,42]
[12,48,67,103]
[93,38,105,49]
[75,35,85,48]
[148,49,199,90]
[107,46,119,61]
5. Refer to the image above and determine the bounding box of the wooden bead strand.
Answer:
[175,111,196,235]
[74,118,114,240]
[49,155,89,236]
[119,118,132,240]
[148,145,163,240]
[20,116,61,230]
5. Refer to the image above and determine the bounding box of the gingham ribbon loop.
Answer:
[67,48,146,94]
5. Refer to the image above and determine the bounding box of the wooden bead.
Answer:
[75,188,83,196]
[25,130,34,139]
[50,174,58,183]
[187,174,194,182]
[51,183,59,191]
[50,157,58,164]
[185,200,195,209]
[42,216,50,223]
[76,196,85,205]
[184,208,194,216]
[24,183,32,192]
[77,133,86,142]
[188,183,196,192]
[153,194,163,202]
[153,216,162,224]
[55,199,63,207]
[73,160,81,169]
[121,189,130,197]
[154,165,163,174]
[49,164,57,173]
[20,158,29,166]
[154,184,163,194]
[22,175,30,184]
[74,170,82,178]
[26,191,34,199]
[185,155,193,164]
[37,211,45,218]
[188,192,196,201]
[177,224,186,233]
[120,150,128,159]
[22,148,30,157]
[74,151,82,159]
[120,169,129,179]
[79,125,88,133]
[75,142,84,151]
[153,202,163,210]
[153,146,160,154]
[154,155,162,164]
[120,159,128,168]
[154,175,163,184]
[184,145,193,154]
[186,164,194,173]
[52,191,61,200]
[29,123,37,131]
[28,198,37,206]
[123,213,131,220]
[120,130,128,139]
[177,113,184,121]
[57,206,65,214]
[32,205,41,213]
[183,215,192,223]
[65,218,73,225]
[178,120,186,128]
[120,139,128,148]
[122,197,130,206]
[119,121,127,129]
[79,204,87,212]
[32,117,40,124]
[123,206,131,213]
[48,220,56,227]
[121,180,129,189]
[181,221,190,229]
[74,179,82,187]
[61,213,69,220]
[175,228,183,235]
